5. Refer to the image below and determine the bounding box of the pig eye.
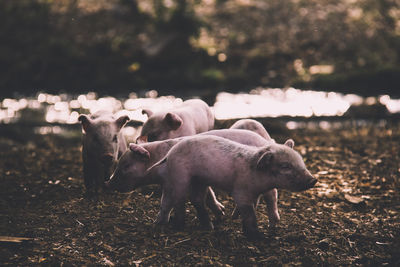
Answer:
[281,163,291,170]
[147,133,157,142]
[112,135,118,143]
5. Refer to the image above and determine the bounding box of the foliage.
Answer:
[199,0,400,93]
[0,0,399,96]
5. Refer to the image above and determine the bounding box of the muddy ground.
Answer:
[0,119,399,266]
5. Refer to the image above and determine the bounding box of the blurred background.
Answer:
[1,0,399,97]
[1,0,400,130]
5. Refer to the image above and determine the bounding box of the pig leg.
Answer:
[171,202,186,230]
[170,185,191,230]
[83,159,99,195]
[156,176,190,228]
[190,185,214,230]
[96,165,109,191]
[155,190,174,225]
[263,189,280,227]
[232,189,280,227]
[83,171,94,193]
[232,195,261,219]
[205,187,225,220]
[236,204,262,240]
[83,156,110,195]
[233,192,262,240]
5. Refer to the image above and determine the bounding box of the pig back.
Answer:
[201,129,270,147]
[230,119,271,140]
[164,136,256,191]
[179,99,214,132]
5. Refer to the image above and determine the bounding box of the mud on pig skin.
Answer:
[78,110,130,194]
[139,99,214,142]
[150,135,317,240]
[107,129,281,227]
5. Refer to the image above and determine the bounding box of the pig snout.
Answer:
[303,170,317,190]
[103,173,128,193]
[306,177,317,189]
[104,174,118,191]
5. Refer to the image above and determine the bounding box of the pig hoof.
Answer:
[200,221,214,231]
[154,224,167,233]
[268,224,277,232]
[244,230,265,241]
[172,223,185,231]
[269,219,280,228]
[170,217,185,231]
[154,216,169,226]
[84,190,95,198]
[231,208,240,220]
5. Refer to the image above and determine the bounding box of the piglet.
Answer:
[230,119,272,140]
[105,137,225,219]
[78,110,130,194]
[139,99,214,142]
[149,135,317,240]
[106,129,275,216]
[106,129,280,226]
[229,119,278,223]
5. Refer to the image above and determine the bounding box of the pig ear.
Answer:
[284,139,295,149]
[136,135,148,144]
[129,143,150,160]
[78,114,91,132]
[164,113,182,130]
[116,115,130,130]
[142,109,153,118]
[256,149,273,170]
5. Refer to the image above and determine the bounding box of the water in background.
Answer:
[1,87,399,139]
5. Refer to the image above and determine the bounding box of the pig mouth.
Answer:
[104,179,133,193]
[292,178,317,192]
[301,178,317,191]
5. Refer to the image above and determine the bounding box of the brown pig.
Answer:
[139,99,214,142]
[78,111,130,194]
[149,135,317,240]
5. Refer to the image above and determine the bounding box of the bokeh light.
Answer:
[1,89,399,128]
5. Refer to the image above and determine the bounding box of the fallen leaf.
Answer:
[344,194,364,204]
[103,257,114,266]
[0,236,34,243]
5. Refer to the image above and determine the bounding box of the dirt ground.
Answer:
[0,120,399,266]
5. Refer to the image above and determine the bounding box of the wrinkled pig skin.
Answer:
[79,110,129,194]
[151,135,317,240]
[139,99,214,142]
